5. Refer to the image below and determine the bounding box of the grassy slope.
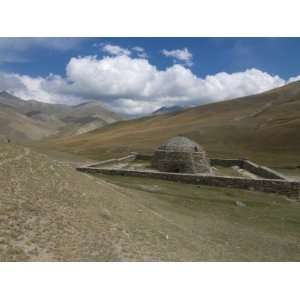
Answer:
[0,143,299,261]
[40,81,300,168]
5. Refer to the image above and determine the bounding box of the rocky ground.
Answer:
[0,143,299,261]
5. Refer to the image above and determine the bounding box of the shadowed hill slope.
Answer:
[43,81,300,167]
[0,91,122,141]
[0,105,58,141]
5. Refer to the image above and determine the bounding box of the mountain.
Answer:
[152,105,184,116]
[0,104,57,141]
[56,101,122,136]
[0,91,122,141]
[43,80,300,168]
[0,91,69,115]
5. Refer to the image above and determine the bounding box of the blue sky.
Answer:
[0,37,299,114]
[1,37,300,79]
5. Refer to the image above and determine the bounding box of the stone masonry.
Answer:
[151,136,211,174]
[77,153,300,199]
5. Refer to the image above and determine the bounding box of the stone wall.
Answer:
[210,158,287,180]
[210,158,244,168]
[77,166,300,199]
[151,150,211,174]
[136,154,152,160]
[242,160,287,180]
[76,154,299,198]
[83,154,136,168]
[138,155,287,180]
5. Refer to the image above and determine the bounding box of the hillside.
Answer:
[43,81,300,168]
[56,101,122,136]
[0,104,58,141]
[0,91,122,141]
[1,142,299,261]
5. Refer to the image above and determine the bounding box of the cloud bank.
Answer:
[0,53,295,115]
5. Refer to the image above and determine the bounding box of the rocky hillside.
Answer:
[0,91,122,141]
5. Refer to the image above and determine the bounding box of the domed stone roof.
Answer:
[157,136,203,153]
[151,136,211,174]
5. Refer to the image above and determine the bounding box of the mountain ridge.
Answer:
[0,91,122,141]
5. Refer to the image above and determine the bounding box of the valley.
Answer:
[1,81,300,261]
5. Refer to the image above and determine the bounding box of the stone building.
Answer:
[151,136,212,174]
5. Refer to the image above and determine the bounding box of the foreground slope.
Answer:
[44,81,300,167]
[0,143,300,261]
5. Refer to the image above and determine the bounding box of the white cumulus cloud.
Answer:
[102,44,131,56]
[132,46,148,58]
[132,46,144,52]
[0,53,294,115]
[161,48,193,66]
[288,74,300,83]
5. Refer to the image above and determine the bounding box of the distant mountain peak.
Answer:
[0,90,15,98]
[152,105,184,116]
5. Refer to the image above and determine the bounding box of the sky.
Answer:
[0,37,300,115]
